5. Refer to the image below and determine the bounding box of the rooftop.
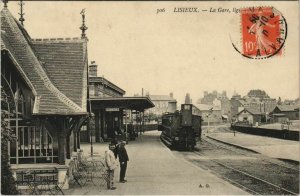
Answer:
[89,76,125,95]
[1,8,87,115]
[148,95,176,102]
[237,108,264,115]
[194,103,221,111]
[275,105,299,112]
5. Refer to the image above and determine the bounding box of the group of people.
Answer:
[104,140,129,190]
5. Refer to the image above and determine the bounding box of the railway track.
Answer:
[202,136,300,172]
[193,150,297,195]
[180,136,299,195]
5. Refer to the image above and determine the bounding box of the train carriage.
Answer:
[159,104,202,151]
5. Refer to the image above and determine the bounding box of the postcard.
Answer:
[1,0,299,195]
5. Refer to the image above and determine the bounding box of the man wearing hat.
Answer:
[105,143,118,190]
[118,141,129,183]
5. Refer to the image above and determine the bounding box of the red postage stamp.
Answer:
[240,7,287,59]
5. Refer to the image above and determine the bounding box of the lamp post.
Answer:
[206,114,209,133]
[89,112,94,157]
[207,107,213,133]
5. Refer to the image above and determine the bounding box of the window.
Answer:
[17,91,25,117]
[184,105,191,110]
[9,126,57,164]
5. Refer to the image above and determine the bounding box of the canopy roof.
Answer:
[90,97,155,111]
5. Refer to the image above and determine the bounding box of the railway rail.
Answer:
[182,136,299,195]
[202,136,300,172]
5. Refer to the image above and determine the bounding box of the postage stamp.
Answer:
[235,7,287,59]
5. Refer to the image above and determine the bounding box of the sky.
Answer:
[5,1,299,104]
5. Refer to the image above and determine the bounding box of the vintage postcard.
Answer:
[1,0,299,195]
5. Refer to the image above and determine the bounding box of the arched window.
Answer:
[16,90,25,117]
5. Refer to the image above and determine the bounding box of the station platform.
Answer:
[207,132,300,162]
[65,131,247,195]
[259,120,300,132]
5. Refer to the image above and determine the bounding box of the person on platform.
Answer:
[111,138,119,159]
[118,141,129,183]
[105,143,118,190]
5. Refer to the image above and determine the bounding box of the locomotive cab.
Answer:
[181,104,193,127]
[160,103,202,151]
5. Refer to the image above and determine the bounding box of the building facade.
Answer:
[84,63,154,142]
[194,104,222,124]
[236,108,263,125]
[1,6,88,188]
[271,105,300,122]
[147,93,177,117]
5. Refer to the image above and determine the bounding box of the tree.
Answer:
[185,93,191,104]
[247,89,270,100]
[1,88,18,195]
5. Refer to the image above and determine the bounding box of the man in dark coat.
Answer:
[118,141,129,183]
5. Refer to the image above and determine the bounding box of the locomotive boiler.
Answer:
[159,104,202,151]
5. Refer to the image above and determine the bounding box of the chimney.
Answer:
[89,61,97,77]
[169,92,173,98]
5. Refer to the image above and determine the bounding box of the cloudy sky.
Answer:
[6,1,299,104]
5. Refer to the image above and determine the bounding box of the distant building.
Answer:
[199,90,227,105]
[230,93,277,121]
[147,93,177,117]
[198,90,230,120]
[236,108,264,125]
[195,104,222,124]
[88,62,125,98]
[86,63,154,142]
[271,105,299,122]
[283,98,300,106]
[261,98,277,113]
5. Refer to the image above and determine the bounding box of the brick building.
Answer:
[86,63,154,142]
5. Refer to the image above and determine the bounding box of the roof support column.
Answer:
[57,129,66,165]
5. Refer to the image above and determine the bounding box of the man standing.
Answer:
[105,143,118,190]
[118,141,129,183]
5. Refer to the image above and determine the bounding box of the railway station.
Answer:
[83,63,154,143]
[1,1,299,196]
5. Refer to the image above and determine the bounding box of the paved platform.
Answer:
[65,131,247,195]
[208,132,300,162]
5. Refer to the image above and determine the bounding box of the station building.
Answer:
[1,4,154,189]
[1,6,88,186]
[84,63,154,143]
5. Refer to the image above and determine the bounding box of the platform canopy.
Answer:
[90,96,155,111]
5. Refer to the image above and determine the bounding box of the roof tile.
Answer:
[1,8,87,115]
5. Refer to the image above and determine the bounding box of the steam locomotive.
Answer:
[159,104,202,151]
